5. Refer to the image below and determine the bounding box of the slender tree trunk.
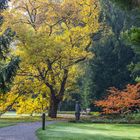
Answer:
[48,97,60,118]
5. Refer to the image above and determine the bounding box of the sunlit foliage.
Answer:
[2,0,100,117]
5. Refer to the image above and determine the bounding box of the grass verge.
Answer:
[0,116,41,128]
[37,122,140,140]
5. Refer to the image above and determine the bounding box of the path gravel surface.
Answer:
[0,121,55,140]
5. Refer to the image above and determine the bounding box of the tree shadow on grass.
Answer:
[39,132,135,140]
[38,128,136,140]
[114,124,140,129]
[37,123,140,140]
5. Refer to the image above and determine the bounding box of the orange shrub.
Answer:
[95,83,140,114]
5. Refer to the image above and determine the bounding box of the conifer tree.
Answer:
[0,0,20,93]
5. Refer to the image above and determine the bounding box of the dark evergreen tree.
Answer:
[80,0,137,104]
[110,0,140,10]
[89,36,135,100]
[0,0,20,93]
[111,0,140,81]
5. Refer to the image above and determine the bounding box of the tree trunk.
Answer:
[48,69,68,118]
[48,97,60,118]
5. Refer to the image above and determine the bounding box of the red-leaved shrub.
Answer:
[95,83,140,114]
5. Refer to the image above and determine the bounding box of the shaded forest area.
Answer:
[62,0,140,113]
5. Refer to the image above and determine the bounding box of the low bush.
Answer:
[125,113,140,123]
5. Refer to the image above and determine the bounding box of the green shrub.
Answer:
[125,113,140,123]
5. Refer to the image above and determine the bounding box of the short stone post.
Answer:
[42,113,46,130]
[75,101,81,121]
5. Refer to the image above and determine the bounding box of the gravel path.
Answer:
[0,121,56,140]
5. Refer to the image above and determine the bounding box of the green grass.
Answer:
[0,117,41,128]
[37,122,140,140]
[0,119,18,128]
[0,121,16,128]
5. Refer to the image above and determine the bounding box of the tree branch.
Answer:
[58,69,68,100]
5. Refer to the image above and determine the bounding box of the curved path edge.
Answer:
[0,121,57,140]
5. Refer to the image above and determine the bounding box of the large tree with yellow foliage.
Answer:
[3,0,100,118]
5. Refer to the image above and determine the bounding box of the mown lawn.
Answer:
[0,117,41,128]
[37,122,140,140]
[0,119,16,128]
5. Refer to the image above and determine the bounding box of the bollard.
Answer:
[42,113,46,130]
